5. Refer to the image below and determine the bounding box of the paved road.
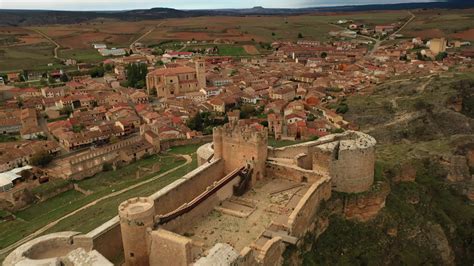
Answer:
[0,153,192,257]
[368,11,416,58]
[31,28,63,60]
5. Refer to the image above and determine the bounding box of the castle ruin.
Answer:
[5,122,378,266]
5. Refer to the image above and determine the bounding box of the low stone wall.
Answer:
[287,178,331,237]
[256,237,284,266]
[266,161,324,183]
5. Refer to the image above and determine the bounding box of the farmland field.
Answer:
[0,42,58,71]
[0,10,410,71]
[401,8,474,40]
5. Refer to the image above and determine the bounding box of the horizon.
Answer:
[0,0,442,11]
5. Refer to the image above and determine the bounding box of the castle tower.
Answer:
[119,197,155,266]
[195,58,206,89]
[213,127,223,160]
[213,123,268,184]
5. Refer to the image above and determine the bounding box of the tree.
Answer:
[90,65,105,78]
[102,162,113,172]
[320,52,328,58]
[307,113,316,121]
[240,104,257,119]
[104,64,113,72]
[18,73,26,82]
[60,106,73,116]
[336,103,349,114]
[435,52,447,61]
[125,63,148,89]
[30,151,53,167]
[40,78,48,86]
[48,76,56,84]
[271,32,276,36]
[187,112,203,132]
[298,33,304,39]
[72,124,84,133]
[60,73,69,82]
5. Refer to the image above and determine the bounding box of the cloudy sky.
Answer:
[0,0,441,11]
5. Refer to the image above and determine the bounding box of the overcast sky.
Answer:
[0,0,440,11]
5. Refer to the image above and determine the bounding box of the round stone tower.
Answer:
[318,131,377,193]
[118,197,155,266]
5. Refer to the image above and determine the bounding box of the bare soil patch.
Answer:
[243,45,259,55]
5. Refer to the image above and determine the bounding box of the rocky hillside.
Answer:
[302,73,474,265]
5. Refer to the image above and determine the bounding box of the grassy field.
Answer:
[0,144,200,250]
[0,42,58,71]
[59,48,104,63]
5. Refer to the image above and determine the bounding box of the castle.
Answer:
[5,122,378,266]
[145,59,206,98]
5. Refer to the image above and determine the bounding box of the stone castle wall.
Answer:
[149,159,225,215]
[266,161,324,183]
[160,175,239,234]
[287,178,332,237]
[86,217,123,264]
[148,229,195,266]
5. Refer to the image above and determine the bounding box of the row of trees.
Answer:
[187,112,228,135]
[124,63,148,89]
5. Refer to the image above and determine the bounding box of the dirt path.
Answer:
[365,112,424,133]
[130,22,164,51]
[0,154,192,257]
[31,28,63,60]
[368,11,415,58]
[389,11,415,38]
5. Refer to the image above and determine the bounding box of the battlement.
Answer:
[213,123,268,144]
[118,197,155,221]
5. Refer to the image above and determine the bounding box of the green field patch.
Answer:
[0,42,58,71]
[59,48,104,63]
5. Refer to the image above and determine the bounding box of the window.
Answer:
[130,253,134,257]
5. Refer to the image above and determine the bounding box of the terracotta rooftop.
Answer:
[149,66,195,76]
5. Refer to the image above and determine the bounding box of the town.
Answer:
[0,5,473,266]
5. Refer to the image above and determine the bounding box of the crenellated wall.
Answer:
[213,124,268,183]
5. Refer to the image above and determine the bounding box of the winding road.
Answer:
[0,153,193,258]
[31,28,63,60]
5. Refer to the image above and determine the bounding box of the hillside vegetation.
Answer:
[303,73,474,265]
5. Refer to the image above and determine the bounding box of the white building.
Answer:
[93,43,107,49]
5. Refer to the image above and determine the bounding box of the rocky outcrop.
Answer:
[393,162,417,183]
[440,155,470,182]
[343,181,390,222]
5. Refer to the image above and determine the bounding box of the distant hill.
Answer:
[1,1,474,26]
